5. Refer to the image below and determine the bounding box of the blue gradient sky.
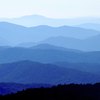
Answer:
[0,0,100,18]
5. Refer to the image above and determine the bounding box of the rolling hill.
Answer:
[40,35,100,51]
[0,60,99,84]
[0,83,51,95]
[0,44,100,64]
[31,43,82,53]
[0,22,99,46]
[54,62,100,75]
[77,23,100,31]
[1,15,100,27]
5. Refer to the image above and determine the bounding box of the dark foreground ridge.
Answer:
[1,83,100,100]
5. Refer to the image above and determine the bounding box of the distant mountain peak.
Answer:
[18,15,47,19]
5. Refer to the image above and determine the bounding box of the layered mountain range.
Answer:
[0,15,100,95]
[0,21,100,51]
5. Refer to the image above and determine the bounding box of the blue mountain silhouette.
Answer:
[0,22,99,49]
[0,60,99,84]
[77,23,100,31]
[0,44,100,64]
[1,15,100,27]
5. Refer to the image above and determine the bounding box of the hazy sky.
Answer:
[0,0,100,18]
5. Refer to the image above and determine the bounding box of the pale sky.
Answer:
[0,0,100,18]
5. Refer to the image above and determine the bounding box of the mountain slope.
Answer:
[0,37,9,46]
[0,45,100,64]
[41,35,100,51]
[1,15,100,27]
[31,43,82,53]
[0,60,99,84]
[0,83,51,95]
[54,62,100,75]
[29,25,100,39]
[40,36,82,50]
[0,22,99,46]
[77,23,100,31]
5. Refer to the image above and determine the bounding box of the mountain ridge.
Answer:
[0,45,100,64]
[0,60,99,84]
[0,22,99,46]
[1,15,100,27]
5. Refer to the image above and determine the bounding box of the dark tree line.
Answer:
[1,83,100,100]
